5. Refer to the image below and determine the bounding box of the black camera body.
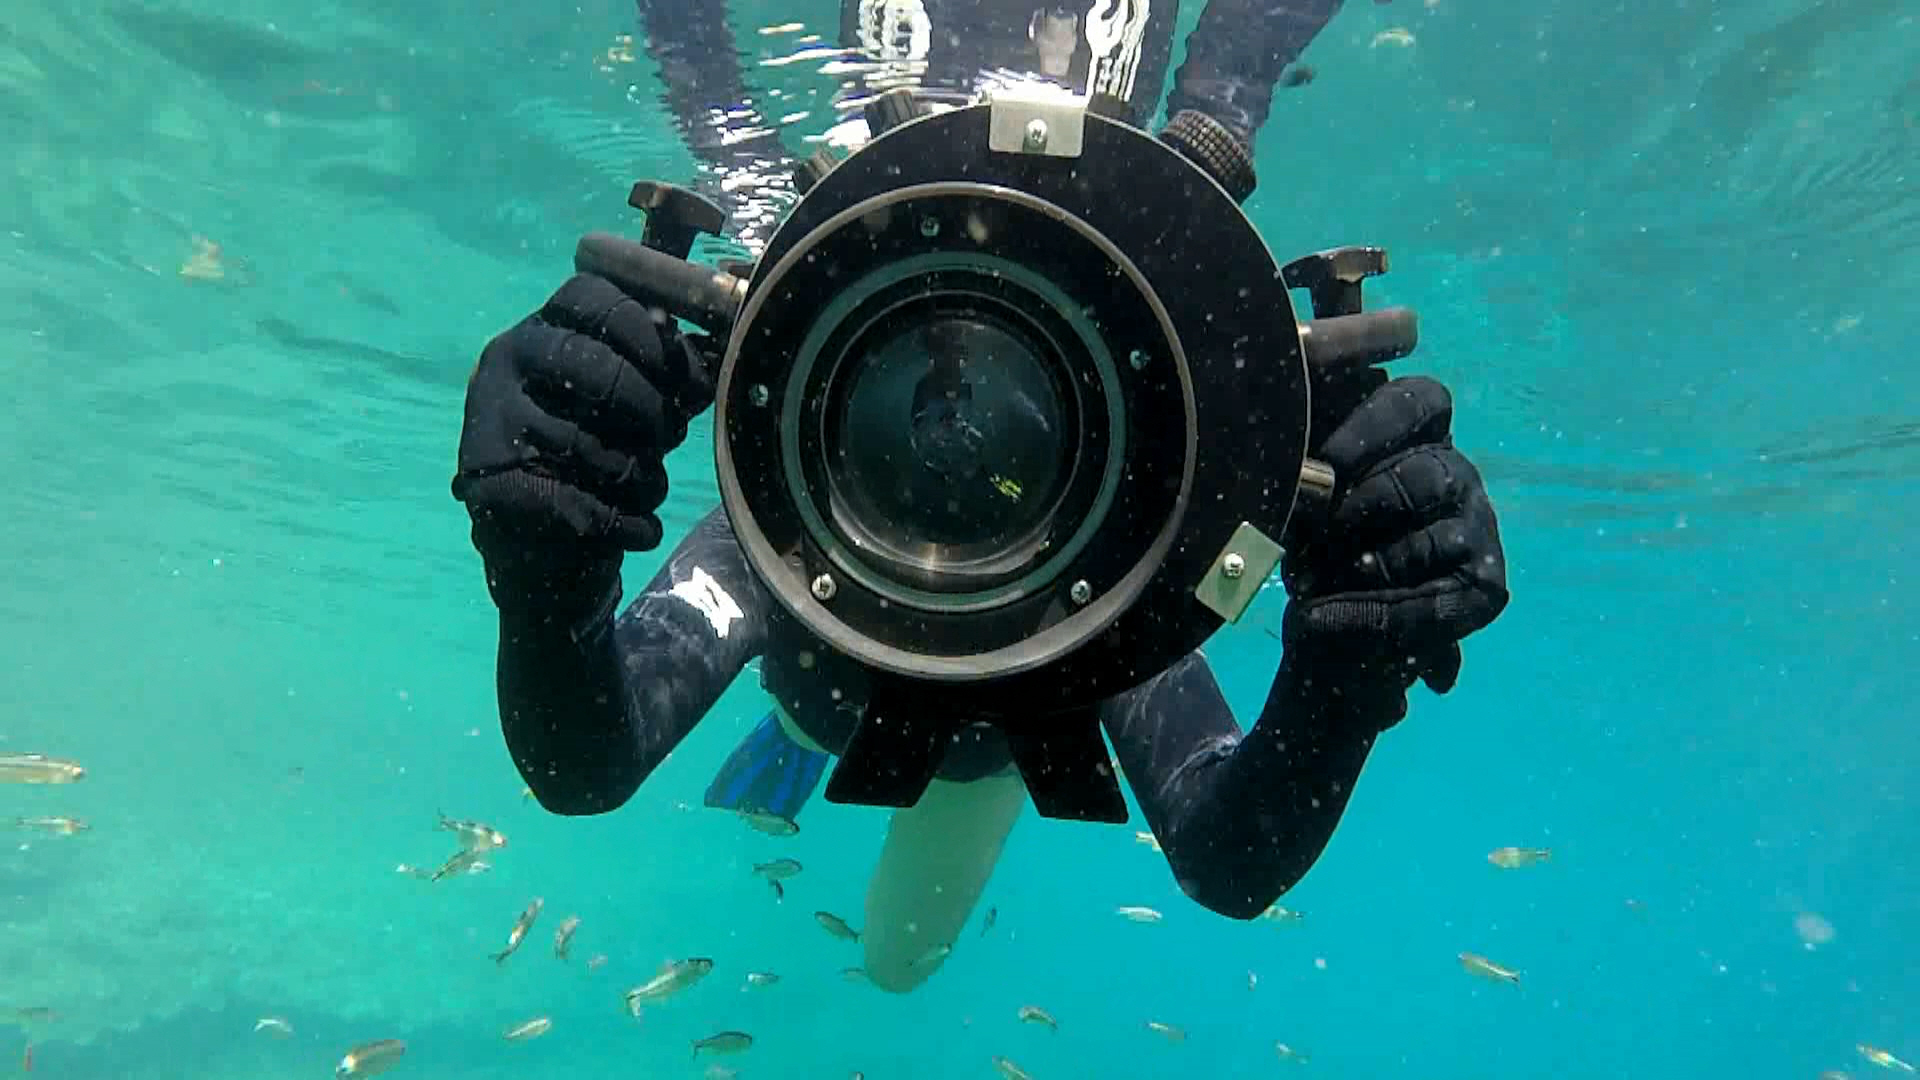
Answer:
[577,86,1416,823]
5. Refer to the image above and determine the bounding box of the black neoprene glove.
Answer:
[452,272,716,619]
[1280,375,1509,721]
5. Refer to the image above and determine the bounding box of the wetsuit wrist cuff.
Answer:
[1274,648,1411,734]
[485,550,621,634]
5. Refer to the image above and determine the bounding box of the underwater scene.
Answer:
[2,1,1916,1078]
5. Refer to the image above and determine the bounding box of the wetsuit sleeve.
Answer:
[633,1,793,225]
[497,505,771,814]
[1167,0,1346,146]
[1099,648,1401,919]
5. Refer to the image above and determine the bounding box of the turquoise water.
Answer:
[4,1,1916,1077]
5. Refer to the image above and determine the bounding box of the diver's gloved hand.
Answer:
[1279,375,1509,716]
[452,273,716,616]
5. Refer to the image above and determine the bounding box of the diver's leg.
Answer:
[862,767,1025,993]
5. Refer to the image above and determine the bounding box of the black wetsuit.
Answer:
[500,0,1376,920]
[504,506,1395,920]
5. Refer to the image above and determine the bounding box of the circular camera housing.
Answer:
[717,101,1308,708]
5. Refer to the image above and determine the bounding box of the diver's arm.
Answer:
[1100,649,1396,919]
[499,506,770,814]
[633,1,791,214]
[1166,0,1345,146]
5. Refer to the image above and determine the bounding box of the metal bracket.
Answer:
[987,84,1087,159]
[1194,521,1283,623]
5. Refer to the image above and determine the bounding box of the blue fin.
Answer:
[704,710,830,821]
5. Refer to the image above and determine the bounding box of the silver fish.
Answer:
[491,898,544,964]
[692,1030,753,1058]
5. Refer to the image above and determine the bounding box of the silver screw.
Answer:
[1068,579,1092,605]
[810,574,837,601]
[920,217,940,238]
[1221,553,1246,579]
[1023,118,1050,151]
[749,383,769,407]
[1128,348,1148,370]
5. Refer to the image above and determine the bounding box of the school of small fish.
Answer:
[7,715,1903,1077]
[1,754,87,1070]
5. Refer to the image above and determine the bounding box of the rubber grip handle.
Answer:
[574,232,745,338]
[1299,306,1418,373]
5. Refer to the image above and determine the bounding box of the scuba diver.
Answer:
[453,0,1512,994]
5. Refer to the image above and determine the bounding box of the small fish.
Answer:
[1370,26,1416,47]
[840,966,871,984]
[1247,970,1258,991]
[438,813,507,852]
[1133,830,1162,852]
[992,1056,1035,1080]
[1859,1045,1916,1073]
[692,1031,753,1058]
[253,1016,294,1038]
[740,810,799,837]
[744,971,780,988]
[980,906,998,937]
[1275,1041,1311,1064]
[755,857,801,900]
[1116,905,1163,924]
[705,1067,740,1080]
[586,953,608,971]
[758,21,805,34]
[1259,904,1304,924]
[503,1017,552,1042]
[814,910,861,942]
[625,958,715,1012]
[1146,1020,1186,1043]
[1279,64,1315,88]
[1487,846,1551,869]
[910,943,952,969]
[1458,951,1521,986]
[14,816,87,836]
[553,915,581,959]
[491,898,544,964]
[394,863,434,880]
[0,755,85,784]
[1016,1005,1057,1032]
[430,848,492,882]
[1822,1072,1855,1080]
[335,1038,405,1078]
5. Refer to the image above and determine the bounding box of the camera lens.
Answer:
[823,302,1075,593]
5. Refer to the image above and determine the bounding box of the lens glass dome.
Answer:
[824,306,1076,588]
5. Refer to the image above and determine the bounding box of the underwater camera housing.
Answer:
[576,85,1418,823]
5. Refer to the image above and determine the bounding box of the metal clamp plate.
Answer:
[1193,521,1284,623]
[987,84,1088,158]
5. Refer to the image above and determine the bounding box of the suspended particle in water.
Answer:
[1794,911,1835,950]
